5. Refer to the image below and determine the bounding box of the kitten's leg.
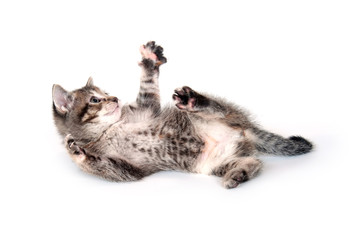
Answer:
[135,41,167,112]
[173,86,253,129]
[173,86,232,117]
[212,157,263,189]
[64,134,149,182]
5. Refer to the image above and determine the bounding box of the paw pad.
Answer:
[172,86,197,111]
[140,41,167,66]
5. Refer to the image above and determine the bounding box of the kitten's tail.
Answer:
[251,127,313,156]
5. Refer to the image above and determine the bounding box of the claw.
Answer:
[172,94,181,102]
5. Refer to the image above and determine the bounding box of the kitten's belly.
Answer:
[194,122,244,175]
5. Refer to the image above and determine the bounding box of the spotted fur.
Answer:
[53,41,313,188]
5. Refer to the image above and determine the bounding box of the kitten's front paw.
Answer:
[139,41,167,68]
[65,134,84,156]
[65,134,86,164]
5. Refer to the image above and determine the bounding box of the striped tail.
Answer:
[251,127,313,156]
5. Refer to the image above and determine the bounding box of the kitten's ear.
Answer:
[52,84,73,115]
[86,77,94,87]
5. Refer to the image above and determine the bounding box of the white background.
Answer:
[1,0,357,239]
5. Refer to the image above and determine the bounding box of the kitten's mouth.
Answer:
[105,104,120,116]
[106,105,119,116]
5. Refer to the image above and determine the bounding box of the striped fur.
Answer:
[135,42,167,113]
[251,127,313,156]
[53,41,313,188]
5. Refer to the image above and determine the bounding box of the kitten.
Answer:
[52,41,313,188]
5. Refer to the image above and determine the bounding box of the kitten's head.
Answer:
[52,77,122,143]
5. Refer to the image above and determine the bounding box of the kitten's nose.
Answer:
[109,97,118,103]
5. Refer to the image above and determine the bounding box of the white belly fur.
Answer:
[194,122,244,175]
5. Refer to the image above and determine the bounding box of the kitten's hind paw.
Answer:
[173,86,208,112]
[222,169,249,189]
[173,86,196,111]
[139,41,167,68]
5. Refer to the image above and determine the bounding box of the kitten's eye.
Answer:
[90,96,101,103]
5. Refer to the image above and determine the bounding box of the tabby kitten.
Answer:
[52,41,313,188]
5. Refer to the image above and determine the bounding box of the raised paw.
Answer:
[139,41,167,67]
[173,86,208,111]
[64,134,84,156]
[222,168,249,189]
[172,86,197,111]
